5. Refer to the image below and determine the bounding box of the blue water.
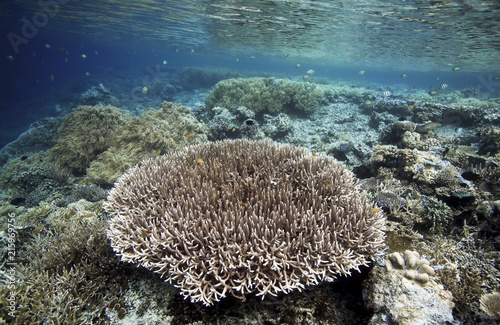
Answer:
[1,0,499,148]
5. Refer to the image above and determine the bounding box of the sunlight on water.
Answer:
[2,0,500,69]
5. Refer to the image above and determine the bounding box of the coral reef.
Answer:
[51,105,131,172]
[363,250,454,325]
[105,139,386,306]
[0,117,60,167]
[480,292,500,320]
[85,101,210,184]
[0,211,125,324]
[79,83,119,106]
[205,77,323,114]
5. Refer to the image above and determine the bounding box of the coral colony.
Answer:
[104,140,385,306]
[1,68,500,323]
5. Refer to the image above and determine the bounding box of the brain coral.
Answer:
[205,77,323,114]
[104,139,385,306]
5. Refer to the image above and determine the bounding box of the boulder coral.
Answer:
[104,139,386,306]
[205,77,323,114]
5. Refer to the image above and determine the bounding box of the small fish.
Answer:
[85,72,90,76]
[163,60,167,64]
[141,230,151,238]
[445,95,453,101]
[453,191,472,198]
[68,209,77,216]
[307,69,315,75]
[408,105,414,109]
[49,74,54,81]
[428,90,437,96]
[33,226,43,232]
[303,75,309,79]
[142,86,148,93]
[185,133,193,140]
[326,183,334,188]
[341,144,350,152]
[64,58,68,63]
[190,49,195,54]
[455,127,464,133]
[196,158,204,164]
[232,128,236,132]
[20,155,28,161]
[440,83,448,89]
[6,55,14,61]
[95,51,98,55]
[138,160,141,166]
[312,151,317,157]
[304,85,312,91]
[156,149,161,155]
[81,54,86,59]
[236,58,239,62]
[273,82,281,86]
[452,66,459,71]
[365,100,372,105]
[77,180,84,185]
[250,56,256,60]
[435,77,440,81]
[359,70,366,75]
[401,73,407,78]
[418,122,442,130]
[370,208,380,213]
[153,132,158,138]
[494,77,500,81]
[413,193,421,199]
[241,202,248,207]
[280,90,286,95]
[45,44,50,49]
[383,91,391,97]
[295,63,301,69]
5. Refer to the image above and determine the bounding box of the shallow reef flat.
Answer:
[0,68,499,324]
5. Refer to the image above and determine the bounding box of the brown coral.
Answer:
[51,105,130,172]
[104,139,386,306]
[480,292,500,319]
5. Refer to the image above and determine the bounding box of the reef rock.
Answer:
[363,250,454,325]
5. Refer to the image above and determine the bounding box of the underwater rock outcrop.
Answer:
[363,250,454,325]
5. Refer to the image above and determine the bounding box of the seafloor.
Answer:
[0,66,499,324]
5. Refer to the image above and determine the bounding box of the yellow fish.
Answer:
[153,132,158,138]
[33,226,43,232]
[312,151,317,157]
[141,230,150,238]
[156,149,161,155]
[307,69,315,75]
[196,158,204,164]
[185,133,193,140]
[370,208,380,213]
